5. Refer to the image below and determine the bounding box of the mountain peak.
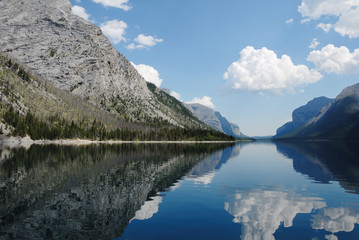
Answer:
[0,0,205,128]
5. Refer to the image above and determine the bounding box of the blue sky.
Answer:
[70,0,359,136]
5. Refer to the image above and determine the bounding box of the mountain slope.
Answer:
[0,0,203,128]
[280,83,359,140]
[0,54,234,141]
[274,97,333,138]
[0,54,129,130]
[184,103,243,138]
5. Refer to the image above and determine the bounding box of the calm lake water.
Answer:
[1,142,359,240]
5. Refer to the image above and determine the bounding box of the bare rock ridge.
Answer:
[0,0,202,128]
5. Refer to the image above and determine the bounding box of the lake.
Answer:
[0,142,359,240]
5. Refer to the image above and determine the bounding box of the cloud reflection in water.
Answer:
[224,189,326,240]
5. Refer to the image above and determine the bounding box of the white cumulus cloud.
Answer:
[127,34,163,49]
[307,44,359,74]
[100,19,127,44]
[317,23,333,32]
[169,90,181,100]
[92,0,131,11]
[132,63,163,87]
[334,6,359,38]
[126,43,145,50]
[309,38,320,49]
[223,46,322,95]
[298,0,359,38]
[186,96,215,109]
[72,5,90,21]
[135,34,163,46]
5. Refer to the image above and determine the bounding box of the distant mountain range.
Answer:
[274,83,359,140]
[184,103,245,138]
[159,88,246,138]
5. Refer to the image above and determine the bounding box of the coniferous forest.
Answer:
[0,54,235,142]
[1,106,234,141]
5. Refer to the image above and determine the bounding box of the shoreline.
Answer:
[0,136,238,148]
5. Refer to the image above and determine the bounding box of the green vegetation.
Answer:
[147,82,206,128]
[0,54,234,142]
[1,106,234,141]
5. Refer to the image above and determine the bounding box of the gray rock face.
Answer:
[295,83,359,139]
[0,0,185,126]
[276,83,359,140]
[274,97,333,138]
[184,103,242,137]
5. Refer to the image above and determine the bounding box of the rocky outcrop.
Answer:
[0,0,200,127]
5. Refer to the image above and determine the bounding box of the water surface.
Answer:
[0,142,359,240]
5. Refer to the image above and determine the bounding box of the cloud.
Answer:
[127,34,163,49]
[169,90,181,100]
[285,18,294,24]
[72,5,90,21]
[223,46,323,95]
[225,189,326,240]
[92,0,131,11]
[298,0,359,38]
[309,38,320,49]
[317,23,333,32]
[100,19,127,44]
[186,96,215,109]
[335,6,359,38]
[126,43,145,50]
[132,63,163,87]
[135,34,163,46]
[307,44,359,74]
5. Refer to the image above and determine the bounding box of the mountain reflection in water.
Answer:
[1,141,359,240]
[0,143,233,240]
[275,141,359,193]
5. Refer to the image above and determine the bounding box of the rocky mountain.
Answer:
[184,103,244,138]
[0,0,204,128]
[276,83,359,140]
[274,97,333,138]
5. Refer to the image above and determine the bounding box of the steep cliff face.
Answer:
[0,0,200,127]
[274,97,333,138]
[276,83,359,140]
[296,83,359,139]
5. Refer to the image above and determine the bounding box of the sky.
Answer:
[70,0,359,136]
